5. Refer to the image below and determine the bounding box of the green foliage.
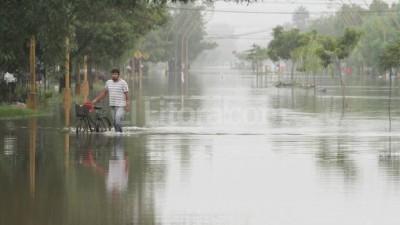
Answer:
[267,26,311,80]
[357,14,395,73]
[292,30,323,74]
[139,29,170,62]
[307,0,400,76]
[267,26,304,62]
[316,28,362,68]
[243,44,268,61]
[380,39,400,70]
[0,0,171,73]
[315,45,333,68]
[0,0,215,84]
[42,90,54,100]
[232,43,268,72]
[0,105,41,118]
[71,1,169,67]
[0,0,72,71]
[336,28,363,59]
[14,84,28,103]
[138,3,216,64]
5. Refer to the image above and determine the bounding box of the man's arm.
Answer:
[124,91,130,112]
[91,89,108,105]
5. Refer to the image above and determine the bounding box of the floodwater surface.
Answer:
[1,66,400,225]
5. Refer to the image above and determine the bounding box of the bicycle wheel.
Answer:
[76,117,92,133]
[76,118,84,133]
[86,116,95,132]
[102,117,112,131]
[83,117,92,133]
[95,119,107,132]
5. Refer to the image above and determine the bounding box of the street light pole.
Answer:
[64,36,72,128]
[27,35,37,109]
[186,21,200,74]
[182,19,200,76]
[181,18,196,75]
[81,55,89,100]
[175,14,191,75]
[165,13,184,75]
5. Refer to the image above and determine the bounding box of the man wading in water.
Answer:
[91,68,130,132]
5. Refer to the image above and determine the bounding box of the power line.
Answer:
[211,29,271,37]
[167,6,400,15]
[205,36,269,40]
[239,0,340,6]
[253,0,372,4]
[186,32,271,40]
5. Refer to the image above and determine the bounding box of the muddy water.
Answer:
[1,67,400,225]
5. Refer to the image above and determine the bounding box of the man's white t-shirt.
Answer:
[105,79,129,107]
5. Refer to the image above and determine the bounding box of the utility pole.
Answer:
[64,36,72,128]
[175,15,191,75]
[64,37,71,95]
[165,13,184,74]
[75,61,81,96]
[81,55,89,100]
[27,35,37,109]
[183,20,200,76]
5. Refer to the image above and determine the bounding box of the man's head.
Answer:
[111,68,120,81]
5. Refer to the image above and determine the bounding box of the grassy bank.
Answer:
[0,82,103,119]
[0,104,43,118]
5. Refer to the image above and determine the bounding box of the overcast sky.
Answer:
[209,0,398,31]
[206,0,398,50]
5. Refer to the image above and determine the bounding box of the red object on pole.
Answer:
[346,67,352,76]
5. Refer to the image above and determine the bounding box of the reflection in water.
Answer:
[3,135,16,156]
[5,68,400,224]
[379,155,400,182]
[29,117,37,198]
[316,136,358,184]
[78,135,129,198]
[78,134,129,199]
[3,122,17,156]
[73,134,159,224]
[64,97,71,128]
[106,136,128,197]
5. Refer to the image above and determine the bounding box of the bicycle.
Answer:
[75,102,112,133]
[75,103,94,133]
[93,105,112,132]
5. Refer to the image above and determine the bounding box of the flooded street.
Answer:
[2,66,400,225]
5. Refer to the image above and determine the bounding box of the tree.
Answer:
[316,28,362,109]
[307,2,397,77]
[0,0,217,79]
[0,0,202,101]
[0,0,71,72]
[71,1,169,68]
[267,26,305,82]
[379,38,400,125]
[241,44,268,74]
[291,30,323,86]
[380,39,400,70]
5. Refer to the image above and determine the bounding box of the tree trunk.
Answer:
[290,61,296,83]
[337,59,347,109]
